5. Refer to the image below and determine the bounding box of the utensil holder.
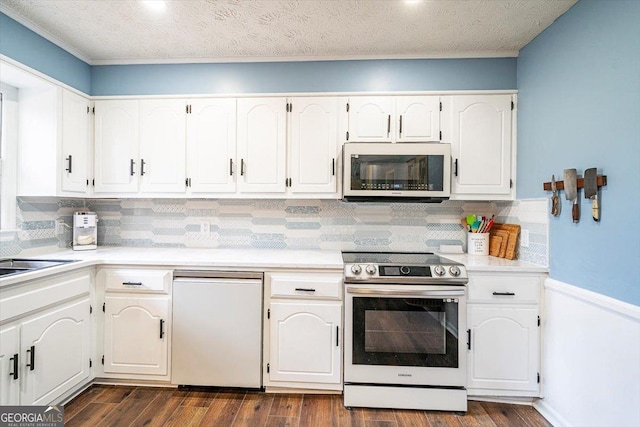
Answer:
[467,233,489,256]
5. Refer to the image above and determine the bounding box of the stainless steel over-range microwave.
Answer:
[342,142,451,202]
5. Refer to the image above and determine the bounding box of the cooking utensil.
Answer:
[563,168,579,223]
[584,167,599,222]
[550,174,560,216]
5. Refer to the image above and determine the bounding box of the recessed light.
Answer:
[141,0,167,13]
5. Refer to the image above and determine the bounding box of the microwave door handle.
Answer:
[346,288,465,297]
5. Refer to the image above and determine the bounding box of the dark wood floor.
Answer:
[63,385,553,427]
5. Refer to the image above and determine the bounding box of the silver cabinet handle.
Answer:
[387,114,391,136]
[141,159,146,176]
[65,155,73,173]
[399,115,403,135]
[240,159,245,176]
[346,287,464,297]
[230,159,234,176]
[130,159,136,176]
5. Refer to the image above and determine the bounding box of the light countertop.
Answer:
[1,247,547,288]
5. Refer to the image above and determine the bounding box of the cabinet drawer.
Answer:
[101,268,172,294]
[468,275,540,303]
[269,273,342,300]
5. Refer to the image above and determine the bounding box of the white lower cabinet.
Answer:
[0,325,20,405]
[466,273,543,397]
[265,272,343,391]
[0,269,92,406]
[103,296,170,376]
[269,301,341,385]
[20,298,91,405]
[97,267,172,381]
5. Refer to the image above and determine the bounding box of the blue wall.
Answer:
[91,58,516,96]
[517,0,640,305]
[0,13,91,93]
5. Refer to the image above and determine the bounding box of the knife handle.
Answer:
[572,199,579,223]
[551,195,559,216]
[592,195,600,222]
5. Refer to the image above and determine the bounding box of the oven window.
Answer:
[350,154,444,191]
[353,297,459,368]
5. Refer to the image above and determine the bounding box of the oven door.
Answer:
[344,284,467,387]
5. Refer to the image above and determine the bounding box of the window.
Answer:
[0,83,18,230]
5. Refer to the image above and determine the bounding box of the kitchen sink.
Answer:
[0,259,76,278]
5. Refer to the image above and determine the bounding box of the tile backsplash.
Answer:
[2,197,548,267]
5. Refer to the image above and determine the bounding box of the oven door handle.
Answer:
[346,288,465,297]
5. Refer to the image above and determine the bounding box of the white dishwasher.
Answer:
[172,270,263,388]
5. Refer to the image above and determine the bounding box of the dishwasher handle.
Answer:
[173,270,263,280]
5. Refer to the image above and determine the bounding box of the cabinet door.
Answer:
[289,97,339,194]
[139,100,187,193]
[348,97,393,142]
[94,100,139,193]
[187,98,237,193]
[20,298,91,406]
[0,325,20,405]
[237,98,287,193]
[467,305,539,393]
[61,90,90,193]
[103,296,169,376]
[269,301,341,385]
[450,95,512,195]
[395,96,440,142]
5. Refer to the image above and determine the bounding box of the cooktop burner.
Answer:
[341,251,468,285]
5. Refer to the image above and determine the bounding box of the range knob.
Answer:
[449,266,461,277]
[365,264,377,275]
[399,266,411,275]
[433,265,446,276]
[350,264,362,275]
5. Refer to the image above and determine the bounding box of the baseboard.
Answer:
[534,399,571,427]
[468,396,534,405]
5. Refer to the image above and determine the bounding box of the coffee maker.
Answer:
[73,212,98,251]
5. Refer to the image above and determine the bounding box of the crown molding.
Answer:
[0,5,92,65]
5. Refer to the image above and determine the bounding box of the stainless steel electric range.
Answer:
[342,251,469,412]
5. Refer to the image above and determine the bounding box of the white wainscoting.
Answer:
[535,278,640,427]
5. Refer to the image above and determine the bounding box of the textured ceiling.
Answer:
[0,0,578,65]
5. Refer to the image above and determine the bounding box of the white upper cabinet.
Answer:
[61,90,90,193]
[17,86,91,197]
[445,94,514,199]
[395,96,440,142]
[347,96,440,143]
[94,100,140,193]
[237,98,287,193]
[139,100,186,193]
[347,97,394,142]
[289,97,340,194]
[186,99,237,193]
